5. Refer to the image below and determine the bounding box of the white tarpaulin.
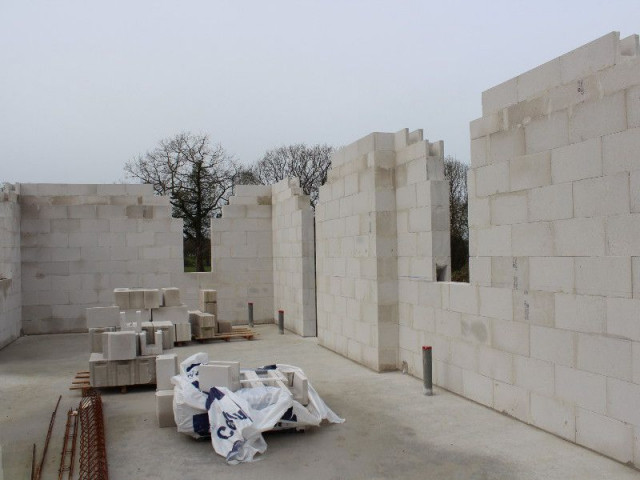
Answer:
[172,352,344,463]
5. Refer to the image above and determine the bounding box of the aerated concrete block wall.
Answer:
[0,185,22,349]
[272,178,316,336]
[316,130,450,372]
[210,181,316,335]
[19,184,184,333]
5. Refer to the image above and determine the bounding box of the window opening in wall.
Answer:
[444,156,469,282]
[436,265,448,282]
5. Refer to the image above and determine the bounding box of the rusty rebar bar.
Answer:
[58,409,78,480]
[78,388,108,480]
[35,395,61,480]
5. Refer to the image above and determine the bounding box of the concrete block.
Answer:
[607,214,640,256]
[153,321,175,350]
[530,325,575,367]
[529,257,574,293]
[560,31,618,84]
[203,302,217,316]
[528,183,573,222]
[199,289,217,305]
[554,217,605,257]
[292,370,309,405]
[469,257,491,286]
[576,408,633,464]
[607,297,640,341]
[199,362,240,392]
[449,284,478,315]
[511,222,554,257]
[513,355,554,396]
[477,346,513,384]
[490,193,527,225]
[517,57,561,102]
[577,333,631,381]
[218,320,232,334]
[475,226,511,257]
[551,137,602,184]
[151,305,188,324]
[86,306,120,328]
[555,293,605,334]
[139,331,163,356]
[510,151,551,192]
[120,309,151,323]
[102,331,137,361]
[156,353,178,391]
[88,327,115,353]
[575,257,631,298]
[482,76,517,115]
[113,288,130,309]
[628,85,640,129]
[607,378,640,426]
[524,111,569,154]
[189,311,216,328]
[569,91,627,143]
[490,318,529,356]
[513,290,554,326]
[162,287,181,307]
[89,353,110,387]
[574,173,630,218]
[555,365,606,414]
[475,162,509,197]
[462,370,493,407]
[493,381,529,422]
[156,390,176,428]
[530,393,575,441]
[174,323,191,342]
[129,289,145,309]
[478,286,513,320]
[470,136,488,167]
[144,289,162,309]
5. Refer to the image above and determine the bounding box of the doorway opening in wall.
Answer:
[444,156,469,282]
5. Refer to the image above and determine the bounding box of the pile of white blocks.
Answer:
[89,353,156,388]
[198,361,241,392]
[155,353,178,428]
[189,289,232,339]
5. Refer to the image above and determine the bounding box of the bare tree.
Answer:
[251,144,333,207]
[444,156,469,281]
[125,132,237,271]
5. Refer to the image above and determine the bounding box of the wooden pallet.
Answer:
[69,371,91,391]
[193,327,257,343]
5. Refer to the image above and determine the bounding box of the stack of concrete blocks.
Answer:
[315,130,450,371]
[152,287,191,342]
[89,352,156,388]
[189,310,217,339]
[209,185,274,325]
[17,183,184,334]
[141,321,175,349]
[155,353,178,428]
[114,288,153,324]
[271,178,317,336]
[0,184,21,350]
[198,289,231,333]
[139,330,163,356]
[198,361,241,392]
[86,305,120,352]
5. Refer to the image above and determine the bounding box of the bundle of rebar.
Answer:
[78,388,108,480]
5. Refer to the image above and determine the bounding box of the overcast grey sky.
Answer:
[0,1,637,184]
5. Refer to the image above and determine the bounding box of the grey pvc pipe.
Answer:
[278,310,284,334]
[248,302,254,328]
[423,346,433,396]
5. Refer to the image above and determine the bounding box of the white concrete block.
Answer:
[449,284,478,315]
[555,365,606,414]
[143,289,162,309]
[511,222,554,257]
[530,325,575,367]
[513,355,554,396]
[510,151,551,192]
[607,297,640,342]
[551,137,602,184]
[560,31,618,84]
[199,289,217,304]
[174,323,191,342]
[156,390,176,428]
[575,257,631,298]
[462,370,493,407]
[529,257,574,293]
[517,57,561,102]
[129,289,145,309]
[525,111,569,154]
[574,173,630,218]
[152,305,188,324]
[569,91,627,143]
[554,217,605,257]
[156,353,178,391]
[88,327,115,353]
[530,393,575,441]
[555,293,605,334]
[528,183,573,222]
[576,408,634,464]
[477,346,513,384]
[102,331,137,360]
[482,76,517,115]
[607,214,640,256]
[86,306,120,328]
[139,331,163,356]
[493,381,529,422]
[475,162,509,197]
[607,378,640,426]
[478,286,513,320]
[490,318,529,356]
[113,288,130,309]
[199,362,240,392]
[490,193,527,225]
[162,287,181,307]
[475,225,511,257]
[577,333,632,381]
[628,85,640,129]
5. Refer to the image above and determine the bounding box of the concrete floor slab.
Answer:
[1,325,639,479]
